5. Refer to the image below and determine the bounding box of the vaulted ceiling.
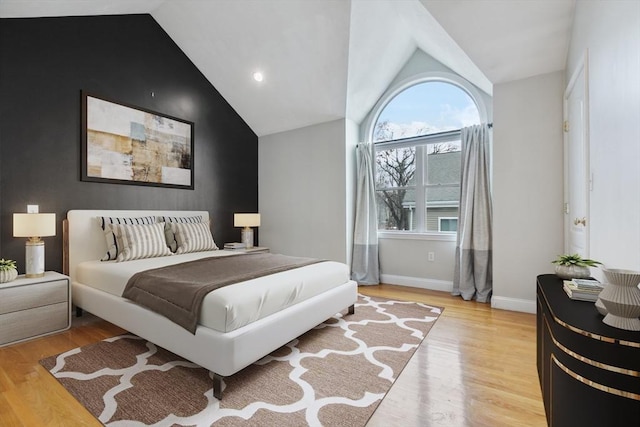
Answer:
[0,0,575,137]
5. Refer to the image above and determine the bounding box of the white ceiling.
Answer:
[0,0,575,137]
[422,0,576,84]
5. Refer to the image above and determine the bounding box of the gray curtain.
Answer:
[453,124,492,302]
[351,143,379,285]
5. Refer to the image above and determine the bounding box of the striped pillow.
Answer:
[111,222,172,262]
[99,216,156,261]
[172,221,218,254]
[158,215,203,252]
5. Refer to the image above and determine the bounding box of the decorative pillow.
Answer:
[172,221,218,254]
[98,216,156,261]
[158,215,204,252]
[111,222,172,262]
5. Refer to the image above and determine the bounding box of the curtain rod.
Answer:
[358,123,492,147]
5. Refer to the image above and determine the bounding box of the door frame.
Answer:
[563,49,591,255]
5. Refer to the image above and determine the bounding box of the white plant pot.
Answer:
[0,268,18,283]
[555,264,590,280]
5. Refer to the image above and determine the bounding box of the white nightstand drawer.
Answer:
[0,302,69,346]
[0,279,68,315]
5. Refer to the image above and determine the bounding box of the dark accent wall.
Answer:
[0,14,258,273]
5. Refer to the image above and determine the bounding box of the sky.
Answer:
[375,81,480,140]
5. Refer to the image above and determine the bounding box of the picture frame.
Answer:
[81,91,194,189]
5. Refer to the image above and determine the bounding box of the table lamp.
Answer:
[13,213,56,278]
[234,213,260,249]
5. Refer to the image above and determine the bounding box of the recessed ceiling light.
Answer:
[252,71,264,82]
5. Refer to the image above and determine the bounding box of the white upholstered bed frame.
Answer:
[65,209,358,399]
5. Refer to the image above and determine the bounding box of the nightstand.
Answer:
[0,271,71,347]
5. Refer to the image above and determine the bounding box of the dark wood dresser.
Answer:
[536,274,640,426]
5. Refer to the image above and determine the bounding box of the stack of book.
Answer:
[224,242,246,250]
[562,279,604,302]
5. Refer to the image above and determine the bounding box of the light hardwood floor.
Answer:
[0,284,547,426]
[361,285,546,427]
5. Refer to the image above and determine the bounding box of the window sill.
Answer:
[377,231,457,242]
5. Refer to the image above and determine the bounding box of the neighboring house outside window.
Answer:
[372,79,481,235]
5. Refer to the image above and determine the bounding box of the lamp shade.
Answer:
[13,213,56,237]
[234,213,261,228]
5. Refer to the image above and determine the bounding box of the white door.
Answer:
[564,55,590,256]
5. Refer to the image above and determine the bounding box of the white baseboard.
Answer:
[379,274,453,292]
[379,274,536,314]
[491,296,536,314]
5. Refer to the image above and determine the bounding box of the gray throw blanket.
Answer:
[122,252,324,333]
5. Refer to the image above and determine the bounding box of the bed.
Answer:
[65,209,358,399]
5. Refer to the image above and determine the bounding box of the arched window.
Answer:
[371,79,482,233]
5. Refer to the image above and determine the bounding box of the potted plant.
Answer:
[552,253,601,279]
[0,258,18,283]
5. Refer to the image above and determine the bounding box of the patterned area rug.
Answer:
[40,294,441,426]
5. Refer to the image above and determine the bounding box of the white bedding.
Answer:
[76,250,349,333]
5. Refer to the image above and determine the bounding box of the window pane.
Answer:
[425,187,459,232]
[375,147,416,188]
[426,141,461,185]
[376,189,416,231]
[374,82,480,142]
[439,218,458,232]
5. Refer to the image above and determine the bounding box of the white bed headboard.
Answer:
[65,209,209,281]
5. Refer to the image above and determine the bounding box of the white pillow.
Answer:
[111,222,173,262]
[172,221,218,254]
[98,216,156,261]
[158,215,204,252]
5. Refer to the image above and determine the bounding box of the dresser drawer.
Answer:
[0,302,70,346]
[0,279,68,315]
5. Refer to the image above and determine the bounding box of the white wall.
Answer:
[259,119,349,262]
[566,0,640,274]
[492,71,565,312]
[379,236,456,291]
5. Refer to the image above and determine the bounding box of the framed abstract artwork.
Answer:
[81,91,194,189]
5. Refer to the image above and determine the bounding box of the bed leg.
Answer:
[75,306,84,317]
[348,304,355,315]
[213,373,224,400]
